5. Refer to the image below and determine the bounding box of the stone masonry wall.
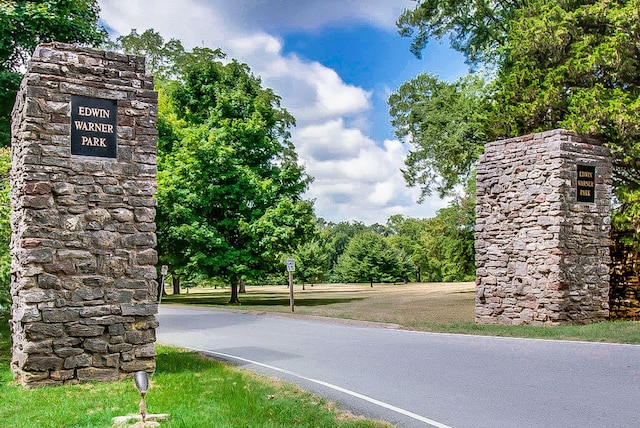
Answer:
[609,232,640,320]
[475,129,612,325]
[10,43,158,386]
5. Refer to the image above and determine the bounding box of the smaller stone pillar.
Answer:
[475,129,612,325]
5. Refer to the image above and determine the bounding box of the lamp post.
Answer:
[134,371,149,424]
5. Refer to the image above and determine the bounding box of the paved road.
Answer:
[157,306,640,428]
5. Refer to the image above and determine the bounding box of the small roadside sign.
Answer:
[286,258,295,272]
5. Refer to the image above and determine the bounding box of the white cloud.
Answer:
[229,37,371,123]
[98,0,445,224]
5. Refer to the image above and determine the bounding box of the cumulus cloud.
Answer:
[98,0,442,224]
[229,37,371,123]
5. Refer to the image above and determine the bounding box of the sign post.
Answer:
[158,265,168,303]
[286,258,295,312]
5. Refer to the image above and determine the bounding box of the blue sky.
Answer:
[99,0,469,224]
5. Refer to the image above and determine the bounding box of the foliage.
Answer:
[385,214,430,282]
[0,148,9,316]
[420,186,476,282]
[397,0,640,240]
[155,54,313,303]
[294,239,330,285]
[491,0,640,236]
[0,0,107,147]
[318,220,370,277]
[396,0,520,65]
[388,73,491,199]
[334,232,413,284]
[116,28,224,81]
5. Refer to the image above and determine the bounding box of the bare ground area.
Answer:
[165,282,476,331]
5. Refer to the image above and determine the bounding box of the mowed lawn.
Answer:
[163,282,640,344]
[165,282,475,329]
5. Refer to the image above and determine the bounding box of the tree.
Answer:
[334,232,413,286]
[420,187,476,282]
[492,0,640,234]
[318,220,370,278]
[156,56,313,304]
[294,239,330,286]
[388,73,491,199]
[397,0,520,65]
[116,29,224,81]
[385,214,430,282]
[397,0,640,238]
[0,0,107,147]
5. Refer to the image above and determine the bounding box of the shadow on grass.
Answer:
[155,346,223,375]
[162,294,364,307]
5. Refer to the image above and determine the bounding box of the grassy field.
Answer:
[163,281,640,344]
[0,321,390,427]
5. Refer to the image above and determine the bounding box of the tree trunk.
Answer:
[229,278,240,304]
[239,279,246,293]
[172,275,181,295]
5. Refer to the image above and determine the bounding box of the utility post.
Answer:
[158,265,168,303]
[286,258,295,312]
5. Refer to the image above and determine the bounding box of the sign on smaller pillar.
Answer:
[577,164,596,203]
[71,95,117,158]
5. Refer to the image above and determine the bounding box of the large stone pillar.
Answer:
[10,43,158,386]
[475,129,612,325]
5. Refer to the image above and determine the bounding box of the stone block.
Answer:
[120,359,155,373]
[24,322,65,340]
[121,303,157,316]
[64,353,92,369]
[77,367,119,382]
[84,338,109,353]
[42,308,80,323]
[124,329,156,345]
[66,323,104,337]
[23,354,64,371]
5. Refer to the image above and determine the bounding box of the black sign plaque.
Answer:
[71,96,117,158]
[577,165,596,203]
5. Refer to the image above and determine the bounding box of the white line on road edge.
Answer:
[188,347,452,428]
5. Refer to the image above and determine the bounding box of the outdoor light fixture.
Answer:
[112,370,169,426]
[134,371,150,423]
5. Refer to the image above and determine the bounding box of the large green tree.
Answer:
[334,231,413,285]
[396,0,640,236]
[492,0,640,235]
[388,73,491,199]
[0,0,107,147]
[157,57,313,303]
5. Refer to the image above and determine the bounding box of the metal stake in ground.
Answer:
[286,258,295,312]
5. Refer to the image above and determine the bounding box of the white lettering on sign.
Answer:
[77,106,111,118]
[73,121,114,133]
[80,136,107,147]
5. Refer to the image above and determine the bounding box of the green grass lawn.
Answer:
[0,322,390,428]
[163,282,640,344]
